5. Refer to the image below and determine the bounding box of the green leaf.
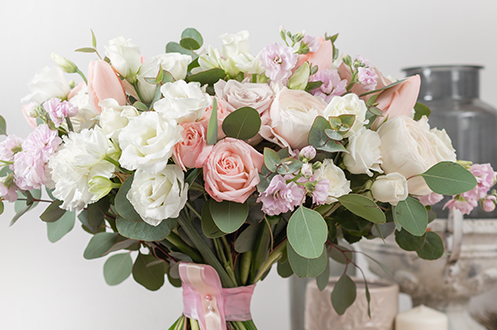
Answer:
[222,107,261,141]
[209,200,248,234]
[329,245,353,264]
[0,201,3,215]
[395,228,427,251]
[331,273,357,315]
[0,115,6,135]
[416,231,444,260]
[358,79,406,97]
[103,253,133,286]
[306,81,323,92]
[75,47,97,53]
[165,41,191,55]
[90,29,97,48]
[287,206,328,259]
[234,223,260,253]
[188,68,225,86]
[394,197,428,236]
[277,260,294,278]
[206,98,218,145]
[201,199,225,238]
[277,158,303,175]
[116,216,176,242]
[263,148,281,172]
[413,102,431,120]
[316,257,330,291]
[133,101,149,111]
[338,194,386,224]
[46,211,75,243]
[114,175,143,223]
[287,243,328,278]
[11,190,41,226]
[132,253,168,291]
[420,161,477,195]
[180,28,203,50]
[308,116,347,153]
[40,199,66,223]
[83,232,120,259]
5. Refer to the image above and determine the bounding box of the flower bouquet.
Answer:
[1,27,493,330]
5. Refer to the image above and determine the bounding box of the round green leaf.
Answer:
[287,243,328,278]
[46,211,75,243]
[180,38,200,51]
[83,232,120,260]
[234,223,260,253]
[0,115,6,135]
[103,253,133,286]
[222,107,261,141]
[116,216,176,242]
[115,175,143,223]
[165,41,190,55]
[287,206,327,259]
[338,194,386,224]
[394,197,428,236]
[188,68,225,86]
[209,200,248,234]
[329,245,353,264]
[395,228,426,251]
[40,199,66,222]
[180,28,203,48]
[331,274,357,315]
[201,200,225,238]
[132,253,167,291]
[416,231,444,260]
[421,161,477,195]
[277,260,294,278]
[316,258,330,291]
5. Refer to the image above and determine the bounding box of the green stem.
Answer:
[164,231,203,263]
[253,240,287,283]
[185,202,202,220]
[239,251,252,286]
[241,320,258,330]
[65,117,74,132]
[76,68,88,84]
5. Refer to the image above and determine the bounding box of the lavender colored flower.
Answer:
[259,43,298,84]
[301,33,320,53]
[257,174,305,216]
[309,69,347,102]
[0,135,23,163]
[44,97,78,127]
[22,124,61,162]
[312,179,330,205]
[443,197,478,215]
[13,150,47,190]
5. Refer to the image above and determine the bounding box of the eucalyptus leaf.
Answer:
[181,28,203,49]
[201,199,225,238]
[395,228,427,251]
[329,245,353,264]
[210,200,248,234]
[132,253,168,291]
[235,223,261,253]
[46,211,75,243]
[338,194,386,224]
[116,216,176,242]
[0,115,6,135]
[263,148,281,172]
[413,102,431,120]
[308,116,348,153]
[331,273,357,315]
[416,231,444,260]
[316,257,330,291]
[188,68,225,86]
[287,206,327,259]
[83,232,120,259]
[420,161,477,195]
[394,197,428,236]
[115,175,143,223]
[222,107,261,141]
[40,199,66,223]
[165,41,191,55]
[103,253,133,286]
[287,243,328,278]
[277,260,294,278]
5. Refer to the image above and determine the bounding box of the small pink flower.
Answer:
[469,163,496,199]
[13,150,47,190]
[312,179,330,206]
[417,192,444,206]
[443,197,478,215]
[299,146,317,161]
[173,121,212,171]
[0,135,23,163]
[22,124,61,162]
[309,69,347,102]
[301,33,320,53]
[482,196,496,212]
[0,175,17,202]
[357,66,378,91]
[257,175,305,216]
[259,43,298,84]
[44,98,78,127]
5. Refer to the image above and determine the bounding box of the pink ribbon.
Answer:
[179,262,255,330]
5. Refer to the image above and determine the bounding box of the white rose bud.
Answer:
[323,93,368,137]
[219,30,251,58]
[371,172,408,206]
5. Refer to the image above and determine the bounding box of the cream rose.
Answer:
[371,172,408,206]
[99,99,139,140]
[323,93,367,137]
[21,66,71,104]
[377,116,438,196]
[343,127,383,176]
[259,87,326,149]
[153,80,211,123]
[118,111,182,174]
[105,36,142,82]
[127,165,188,226]
[417,116,457,163]
[313,158,351,204]
[214,80,274,113]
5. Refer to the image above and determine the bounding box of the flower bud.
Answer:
[300,163,313,178]
[299,146,317,162]
[371,172,408,206]
[88,176,120,200]
[482,196,496,212]
[51,53,79,73]
[288,62,310,90]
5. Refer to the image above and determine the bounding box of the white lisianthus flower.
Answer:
[68,85,99,132]
[99,98,139,140]
[231,52,264,75]
[48,128,116,211]
[371,172,408,206]
[105,36,142,82]
[313,158,351,204]
[118,111,182,174]
[343,127,383,176]
[194,46,223,73]
[21,66,71,104]
[127,165,188,226]
[220,30,251,58]
[323,93,368,137]
[153,80,211,123]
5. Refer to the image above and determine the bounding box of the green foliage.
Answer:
[287,243,328,278]
[77,198,108,233]
[413,102,431,120]
[235,223,261,253]
[308,116,347,153]
[277,260,294,278]
[201,200,225,238]
[40,200,66,222]
[416,232,444,260]
[209,200,248,234]
[329,245,353,264]
[331,273,357,315]
[206,98,218,145]
[115,175,143,223]
[47,211,75,243]
[287,206,328,259]
[132,253,168,291]
[0,115,6,135]
[222,107,261,141]
[394,197,428,236]
[84,232,120,259]
[103,253,133,286]
[421,161,477,195]
[263,148,280,172]
[0,201,3,215]
[316,259,330,291]
[11,189,41,226]
[359,79,406,97]
[338,194,386,224]
[395,228,426,251]
[180,28,203,51]
[165,42,191,56]
[188,68,225,86]
[116,216,176,242]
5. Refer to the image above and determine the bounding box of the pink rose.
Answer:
[203,138,263,203]
[173,121,212,171]
[87,60,127,113]
[295,37,333,73]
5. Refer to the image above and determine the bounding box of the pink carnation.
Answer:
[0,135,23,163]
[259,43,298,84]
[257,175,305,216]
[44,97,78,127]
[309,69,347,102]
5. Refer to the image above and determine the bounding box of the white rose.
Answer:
[259,87,326,149]
[323,93,368,137]
[214,80,273,113]
[314,158,351,204]
[105,36,142,82]
[156,53,191,81]
[220,30,251,58]
[127,165,188,226]
[48,128,116,211]
[21,66,71,104]
[68,85,99,132]
[378,115,438,196]
[193,46,223,74]
[118,111,182,174]
[99,99,139,140]
[417,116,457,163]
[343,127,383,176]
[153,80,211,123]
[371,172,408,206]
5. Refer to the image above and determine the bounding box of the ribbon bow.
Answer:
[179,262,255,330]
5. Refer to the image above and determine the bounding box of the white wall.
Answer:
[1,0,497,329]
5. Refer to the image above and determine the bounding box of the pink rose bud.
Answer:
[88,60,127,113]
[299,146,316,161]
[482,196,496,212]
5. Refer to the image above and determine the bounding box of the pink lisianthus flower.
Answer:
[309,69,347,102]
[443,196,478,215]
[417,192,444,206]
[259,43,298,84]
[257,174,305,216]
[0,135,24,163]
[43,98,79,127]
